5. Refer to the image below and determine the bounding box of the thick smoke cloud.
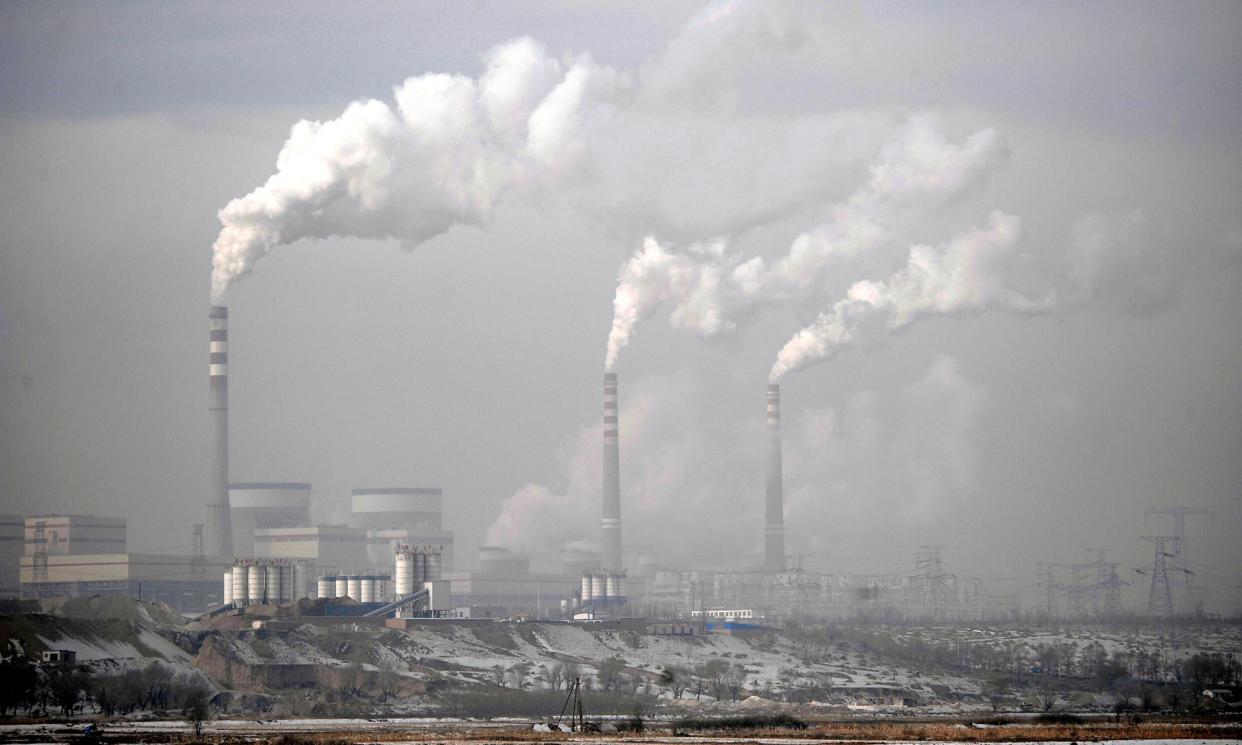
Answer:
[603,115,1007,370]
[211,37,628,299]
[211,0,876,301]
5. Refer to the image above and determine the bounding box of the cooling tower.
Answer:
[601,373,622,572]
[207,306,234,558]
[764,383,785,572]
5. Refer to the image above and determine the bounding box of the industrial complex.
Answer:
[3,305,1215,627]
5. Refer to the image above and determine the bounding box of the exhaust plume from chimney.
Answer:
[764,383,785,571]
[207,306,234,558]
[601,373,622,572]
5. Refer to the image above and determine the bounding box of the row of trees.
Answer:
[485,657,754,702]
[833,625,1239,689]
[0,659,211,721]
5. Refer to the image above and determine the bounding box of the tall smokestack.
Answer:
[601,373,622,572]
[764,383,785,571]
[207,306,234,558]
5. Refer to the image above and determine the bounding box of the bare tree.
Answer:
[661,664,690,700]
[507,662,530,690]
[596,657,626,693]
[722,664,748,701]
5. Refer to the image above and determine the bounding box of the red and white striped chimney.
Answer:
[601,373,622,572]
[764,383,785,571]
[207,306,234,558]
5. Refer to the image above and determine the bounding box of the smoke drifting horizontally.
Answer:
[210,37,628,300]
[769,208,1175,380]
[209,1,850,301]
[602,114,1008,371]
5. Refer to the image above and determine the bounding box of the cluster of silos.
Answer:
[394,544,443,597]
[580,570,626,606]
[316,574,390,602]
[223,558,309,607]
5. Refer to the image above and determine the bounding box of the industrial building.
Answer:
[20,552,225,610]
[252,525,367,572]
[351,487,454,571]
[229,483,312,557]
[24,515,126,556]
[444,546,578,614]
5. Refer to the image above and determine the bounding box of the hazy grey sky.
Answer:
[2,1,1240,611]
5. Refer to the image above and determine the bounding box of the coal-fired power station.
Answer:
[601,373,622,572]
[207,306,234,558]
[764,383,785,571]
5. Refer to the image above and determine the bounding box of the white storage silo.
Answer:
[591,572,606,600]
[360,576,375,603]
[247,564,263,604]
[581,574,593,602]
[318,575,335,599]
[335,576,348,598]
[395,552,412,596]
[232,564,248,606]
[265,563,281,604]
[223,570,233,607]
[346,575,361,600]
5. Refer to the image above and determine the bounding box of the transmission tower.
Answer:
[914,545,951,620]
[1037,562,1070,621]
[1147,507,1211,614]
[1099,562,1125,615]
[1063,557,1100,617]
[1077,547,1128,616]
[1139,536,1179,617]
[30,520,48,599]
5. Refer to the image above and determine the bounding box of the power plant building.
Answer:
[351,488,454,571]
[252,525,366,572]
[24,515,126,556]
[229,482,312,557]
[19,553,225,610]
[445,546,576,614]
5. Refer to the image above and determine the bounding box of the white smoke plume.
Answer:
[602,114,1007,370]
[770,207,1175,380]
[210,1,879,301]
[211,37,627,299]
[770,211,1046,380]
[604,237,732,372]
